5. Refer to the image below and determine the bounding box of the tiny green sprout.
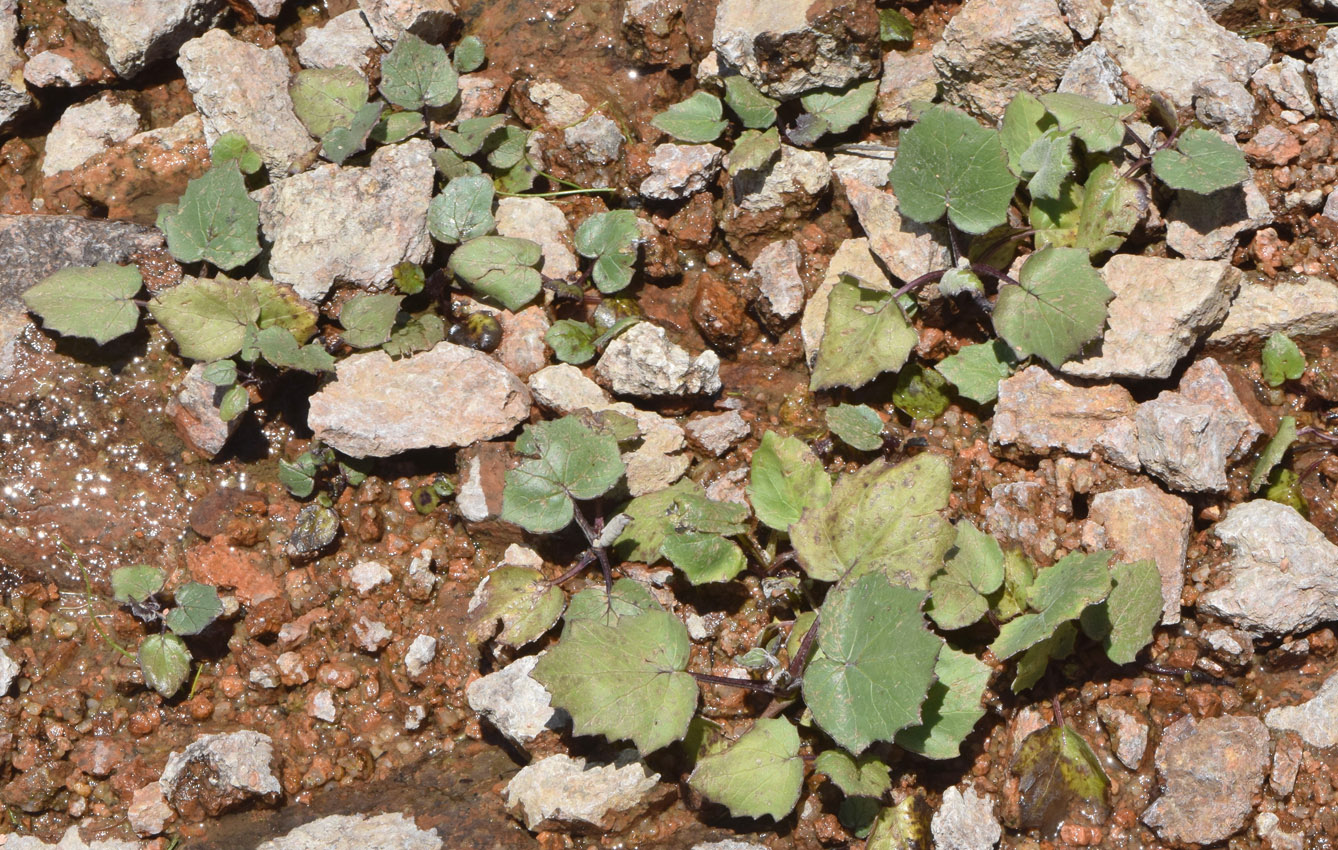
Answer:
[108,565,223,697]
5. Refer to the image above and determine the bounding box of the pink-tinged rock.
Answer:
[990,366,1140,470]
[128,781,173,836]
[168,362,239,458]
[1083,486,1192,624]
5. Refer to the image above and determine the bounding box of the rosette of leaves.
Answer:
[500,416,626,533]
[110,566,223,697]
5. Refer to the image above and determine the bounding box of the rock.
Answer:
[307,689,337,721]
[732,144,831,212]
[356,0,456,46]
[466,654,565,744]
[1098,0,1268,109]
[801,238,892,368]
[186,535,279,605]
[686,411,749,456]
[248,0,285,16]
[640,143,724,201]
[1177,357,1261,454]
[23,50,95,88]
[564,115,623,167]
[41,94,140,178]
[1199,500,1338,636]
[1270,732,1303,796]
[504,752,661,832]
[1059,0,1105,39]
[255,140,434,301]
[1208,275,1338,345]
[1266,669,1338,748]
[1061,255,1240,380]
[495,198,578,279]
[453,72,510,126]
[1141,714,1268,844]
[1252,58,1315,116]
[712,0,880,99]
[495,306,551,379]
[352,617,392,652]
[404,634,436,676]
[1097,699,1150,769]
[128,782,173,836]
[1193,79,1256,136]
[177,29,314,174]
[308,341,531,457]
[1202,625,1254,666]
[692,843,768,850]
[0,643,17,695]
[1256,813,1304,850]
[159,730,282,819]
[876,50,939,124]
[349,560,392,595]
[0,2,31,128]
[1316,30,1338,117]
[68,112,209,223]
[456,441,517,522]
[622,0,692,68]
[167,361,240,458]
[516,79,590,128]
[1082,486,1192,624]
[2,827,142,850]
[1166,178,1271,260]
[1057,43,1128,105]
[595,322,721,398]
[66,0,221,78]
[296,9,378,74]
[930,786,1001,850]
[691,269,750,350]
[990,366,1140,470]
[750,239,806,329]
[829,145,894,187]
[986,481,1058,561]
[1242,124,1300,166]
[840,173,951,284]
[933,0,1076,119]
[529,363,610,412]
[256,812,441,850]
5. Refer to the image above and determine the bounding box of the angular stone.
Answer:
[640,143,724,201]
[0,1,31,128]
[177,29,314,174]
[1059,0,1104,39]
[23,50,92,88]
[495,197,577,279]
[255,140,435,301]
[1097,698,1150,769]
[986,480,1058,561]
[496,305,551,380]
[1166,178,1271,260]
[168,361,240,458]
[296,9,378,74]
[455,440,516,522]
[1252,57,1315,116]
[801,237,891,369]
[128,782,173,836]
[69,112,209,223]
[731,144,830,212]
[595,322,721,398]
[67,0,221,78]
[622,0,692,68]
[356,0,456,46]
[685,411,749,456]
[1062,255,1240,380]
[255,812,442,850]
[1082,486,1192,624]
[1057,43,1128,105]
[564,114,623,167]
[308,341,531,458]
[930,786,1001,850]
[1177,357,1261,456]
[307,688,338,721]
[348,561,392,595]
[404,634,436,676]
[160,731,281,818]
[529,363,612,413]
[1315,29,1338,118]
[1193,79,1256,136]
[876,49,939,124]
[750,239,805,328]
[0,643,17,695]
[41,94,140,178]
[990,366,1140,470]
[1199,500,1338,637]
[1208,274,1338,345]
[840,173,951,285]
[2,828,141,850]
[504,753,660,832]
[933,0,1076,118]
[466,654,564,744]
[829,145,894,187]
[1270,732,1303,796]
[1266,669,1338,749]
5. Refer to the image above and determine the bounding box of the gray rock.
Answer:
[1199,500,1338,636]
[1082,486,1192,624]
[686,411,749,456]
[1141,714,1269,844]
[504,752,660,831]
[1252,57,1315,116]
[404,634,436,677]
[308,341,531,457]
[452,72,508,127]
[1266,669,1338,748]
[750,239,806,328]
[0,1,31,128]
[1057,43,1128,105]
[801,238,892,368]
[840,173,951,284]
[0,642,18,695]
[22,51,87,88]
[1178,356,1262,455]
[67,0,221,78]
[356,0,456,47]
[1062,255,1240,380]
[933,0,1076,118]
[564,114,623,167]
[349,560,392,594]
[1270,732,1303,796]
[495,197,578,279]
[256,812,441,850]
[177,29,314,174]
[466,654,564,744]
[640,143,724,201]
[521,79,590,127]
[1203,625,1254,666]
[160,731,281,814]
[990,366,1141,470]
[1193,79,1257,136]
[829,145,894,187]
[41,94,141,177]
[876,49,939,124]
[255,140,434,301]
[1166,178,1271,260]
[1326,188,1338,222]
[986,480,1058,562]
[930,786,1001,850]
[1059,0,1105,38]
[1098,0,1269,109]
[1097,699,1150,769]
[712,0,880,99]
[1255,813,1304,850]
[596,322,721,398]
[167,361,240,458]
[248,0,285,16]
[1208,274,1338,345]
[3,827,142,850]
[1316,30,1338,117]
[296,10,378,74]
[733,144,831,213]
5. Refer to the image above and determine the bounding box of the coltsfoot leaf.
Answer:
[992,246,1113,368]
[23,262,143,345]
[501,416,626,533]
[156,162,261,271]
[810,276,918,391]
[1151,128,1248,194]
[689,718,804,820]
[747,431,832,533]
[651,91,727,143]
[466,566,566,647]
[895,646,991,759]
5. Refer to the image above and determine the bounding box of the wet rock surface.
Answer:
[596,322,722,398]
[254,812,442,850]
[160,731,282,820]
[1082,486,1192,623]
[930,786,1002,850]
[712,0,880,98]
[504,752,662,832]
[466,653,564,744]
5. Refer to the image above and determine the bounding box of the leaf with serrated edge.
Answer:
[340,294,403,349]
[1000,92,1052,176]
[164,582,222,636]
[723,75,779,129]
[826,403,884,451]
[1081,559,1160,664]
[792,454,954,586]
[727,127,781,175]
[467,566,566,647]
[534,610,696,753]
[811,276,918,390]
[148,277,260,361]
[993,246,1113,368]
[1030,179,1083,250]
[1262,332,1306,387]
[896,646,991,758]
[447,236,543,311]
[1019,128,1074,200]
[689,718,804,820]
[1039,93,1134,153]
[575,210,639,294]
[804,572,942,753]
[815,750,892,798]
[563,578,662,633]
[651,91,727,143]
[1251,415,1297,493]
[156,163,261,271]
[800,80,878,136]
[747,431,832,533]
[616,479,750,561]
[111,565,165,604]
[662,532,746,585]
[936,339,1018,405]
[1075,163,1146,256]
[928,521,1005,630]
[428,174,495,245]
[1152,128,1248,193]
[379,31,458,109]
[501,417,626,533]
[1012,724,1110,832]
[290,66,368,138]
[990,551,1113,659]
[138,633,192,697]
[23,263,143,345]
[255,325,334,373]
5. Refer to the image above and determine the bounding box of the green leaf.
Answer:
[340,293,403,348]
[1152,127,1249,194]
[866,796,933,850]
[218,383,249,422]
[815,750,892,798]
[156,163,261,271]
[1011,724,1110,832]
[491,157,538,193]
[1080,559,1160,664]
[201,359,237,385]
[466,566,566,647]
[727,127,781,176]
[892,363,951,420]
[138,633,192,697]
[545,319,599,364]
[393,261,426,295]
[255,325,335,373]
[383,312,445,358]
[370,109,426,144]
[379,31,458,109]
[689,718,803,820]
[485,126,529,170]
[662,532,747,584]
[148,277,260,361]
[1018,128,1074,200]
[321,100,382,164]
[1250,415,1297,492]
[615,479,750,561]
[792,454,954,586]
[433,147,481,180]
[210,132,263,174]
[990,551,1113,659]
[804,572,942,753]
[1000,92,1052,176]
[992,246,1113,368]
[574,210,640,294]
[879,8,913,42]
[1265,467,1308,514]
[1073,162,1144,256]
[937,266,984,299]
[723,75,779,129]
[798,80,879,139]
[564,578,662,632]
[928,521,1005,630]
[22,263,143,345]
[895,647,991,759]
[501,417,626,533]
[290,66,369,138]
[250,278,318,343]
[534,610,696,753]
[447,236,543,311]
[1012,633,1058,693]
[111,565,165,604]
[810,276,918,391]
[1262,332,1306,387]
[651,91,727,143]
[439,115,507,157]
[936,339,1018,405]
[453,35,485,73]
[428,174,496,245]
[747,431,832,532]
[278,456,317,498]
[1030,179,1083,250]
[995,548,1036,621]
[825,403,884,451]
[1039,93,1134,153]
[164,582,223,636]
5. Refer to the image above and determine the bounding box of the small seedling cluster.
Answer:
[108,566,223,697]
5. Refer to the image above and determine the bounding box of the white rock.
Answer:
[732,144,831,212]
[356,0,456,46]
[839,172,950,284]
[353,617,392,652]
[1315,29,1338,117]
[522,79,589,126]
[595,322,721,398]
[349,560,393,594]
[22,51,84,88]
[801,238,892,369]
[931,786,1001,850]
[256,812,442,850]
[712,0,880,98]
[1193,79,1256,136]
[466,654,563,744]
[564,114,623,166]
[307,689,337,722]
[2,827,141,849]
[296,10,378,74]
[1057,43,1128,105]
[127,781,173,837]
[987,481,1057,559]
[686,411,749,456]
[1097,700,1150,769]
[829,145,894,187]
[750,239,806,326]
[1082,486,1192,624]
[1266,669,1338,748]
[990,366,1141,470]
[1252,57,1315,116]
[1166,178,1271,260]
[505,753,659,831]
[640,143,724,201]
[495,197,578,279]
[0,642,18,694]
[1208,274,1338,344]
[41,94,140,177]
[405,634,437,676]
[0,5,27,129]
[67,0,219,78]
[248,0,285,17]
[159,731,281,811]
[876,50,939,124]
[692,842,768,850]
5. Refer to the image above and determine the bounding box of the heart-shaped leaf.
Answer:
[447,236,543,311]
[379,31,458,109]
[23,262,144,345]
[890,105,1018,233]
[156,162,261,271]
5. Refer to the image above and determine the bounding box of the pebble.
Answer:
[1314,29,1338,118]
[255,812,441,850]
[349,561,393,595]
[66,0,217,77]
[1082,486,1192,624]
[352,617,392,652]
[1208,274,1338,344]
[840,172,951,284]
[750,239,806,329]
[0,642,18,695]
[1057,43,1127,105]
[466,654,564,744]
[295,9,379,75]
[495,197,578,279]
[404,635,437,676]
[877,50,939,124]
[41,94,140,178]
[989,366,1141,471]
[1266,669,1338,748]
[356,0,456,47]
[168,361,240,459]
[640,143,724,201]
[595,322,722,398]
[930,786,1002,850]
[1193,79,1256,136]
[564,114,623,167]
[1165,178,1271,260]
[685,411,750,456]
[732,145,831,213]
[712,0,880,98]
[127,781,173,836]
[3,827,141,850]
[306,689,337,722]
[1097,699,1150,769]
[159,731,282,818]
[0,2,27,128]
[22,51,88,88]
[504,752,660,831]
[1252,57,1316,116]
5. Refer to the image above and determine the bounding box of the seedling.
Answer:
[109,565,223,697]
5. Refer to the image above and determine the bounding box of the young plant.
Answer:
[109,566,223,697]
